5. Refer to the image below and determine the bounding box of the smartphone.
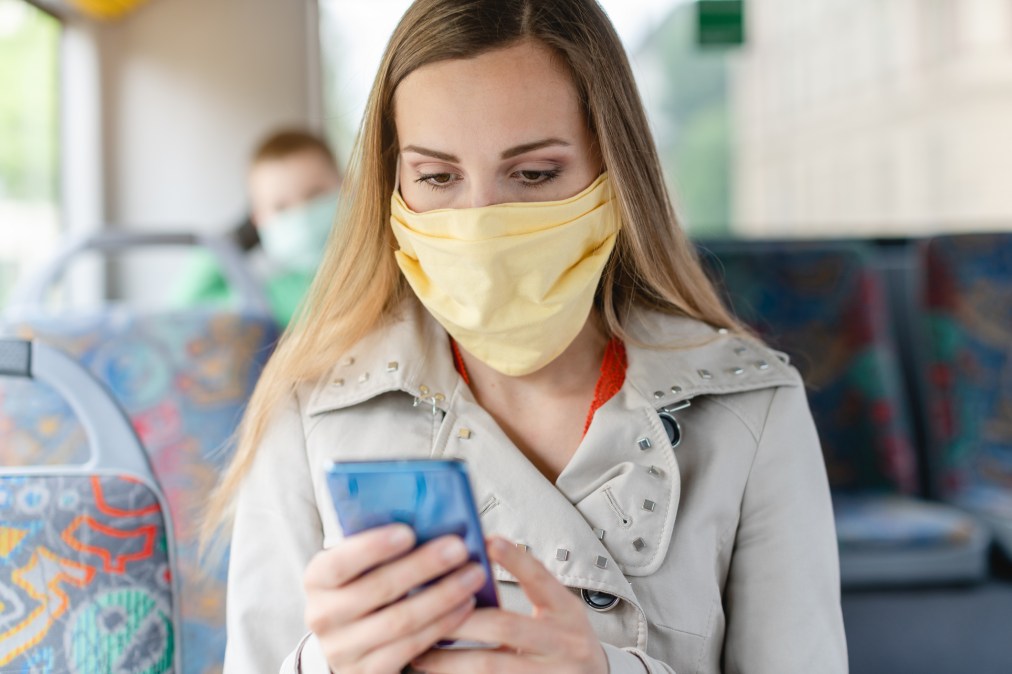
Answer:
[324,459,499,645]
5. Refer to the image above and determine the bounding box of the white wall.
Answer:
[89,0,321,300]
[731,0,1012,237]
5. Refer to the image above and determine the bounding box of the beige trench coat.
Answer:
[224,299,848,674]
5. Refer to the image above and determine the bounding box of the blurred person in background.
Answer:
[174,129,342,325]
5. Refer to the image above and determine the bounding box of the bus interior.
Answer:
[1,1,1011,672]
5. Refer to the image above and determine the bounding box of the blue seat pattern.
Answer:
[921,234,1012,555]
[0,474,175,673]
[699,242,918,494]
[699,241,989,584]
[0,309,278,674]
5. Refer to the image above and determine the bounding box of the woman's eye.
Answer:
[415,173,458,190]
[515,169,561,187]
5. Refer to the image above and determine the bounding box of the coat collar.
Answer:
[305,297,798,419]
[306,298,461,418]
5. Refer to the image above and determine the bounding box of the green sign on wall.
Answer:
[697,0,745,47]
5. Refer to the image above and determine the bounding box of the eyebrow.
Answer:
[501,138,571,159]
[401,138,571,163]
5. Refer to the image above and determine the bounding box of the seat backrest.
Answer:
[0,339,181,673]
[1,232,281,674]
[919,233,1012,502]
[698,240,918,495]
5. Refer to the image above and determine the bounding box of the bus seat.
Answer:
[0,339,180,673]
[919,233,1012,560]
[698,240,990,587]
[1,233,280,674]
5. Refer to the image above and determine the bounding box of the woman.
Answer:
[209,1,848,672]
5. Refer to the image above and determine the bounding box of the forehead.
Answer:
[250,150,328,186]
[248,150,334,203]
[393,40,586,151]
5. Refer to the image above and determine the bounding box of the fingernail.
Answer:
[388,525,413,547]
[440,537,468,563]
[459,564,485,587]
[488,537,508,553]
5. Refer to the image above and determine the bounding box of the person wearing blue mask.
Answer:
[173,129,342,325]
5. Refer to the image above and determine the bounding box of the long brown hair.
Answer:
[204,0,739,539]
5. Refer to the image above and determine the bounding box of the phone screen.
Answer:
[324,459,500,637]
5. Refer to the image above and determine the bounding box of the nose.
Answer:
[462,180,504,209]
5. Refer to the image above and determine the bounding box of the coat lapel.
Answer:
[434,388,647,613]
[555,385,680,577]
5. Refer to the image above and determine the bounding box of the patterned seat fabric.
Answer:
[0,474,175,673]
[697,242,992,585]
[698,242,918,494]
[921,234,1012,553]
[0,309,278,674]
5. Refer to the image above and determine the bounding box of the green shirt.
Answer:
[172,251,313,326]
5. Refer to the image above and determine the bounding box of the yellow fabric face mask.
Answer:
[390,173,622,376]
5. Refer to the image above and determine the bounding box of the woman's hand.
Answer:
[303,524,487,674]
[411,536,609,674]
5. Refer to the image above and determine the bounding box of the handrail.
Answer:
[5,230,273,317]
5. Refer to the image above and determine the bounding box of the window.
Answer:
[0,0,61,309]
[317,1,1012,239]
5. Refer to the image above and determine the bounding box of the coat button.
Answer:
[658,412,682,447]
[582,589,620,612]
[657,401,690,448]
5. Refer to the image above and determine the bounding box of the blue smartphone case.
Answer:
[324,459,499,613]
